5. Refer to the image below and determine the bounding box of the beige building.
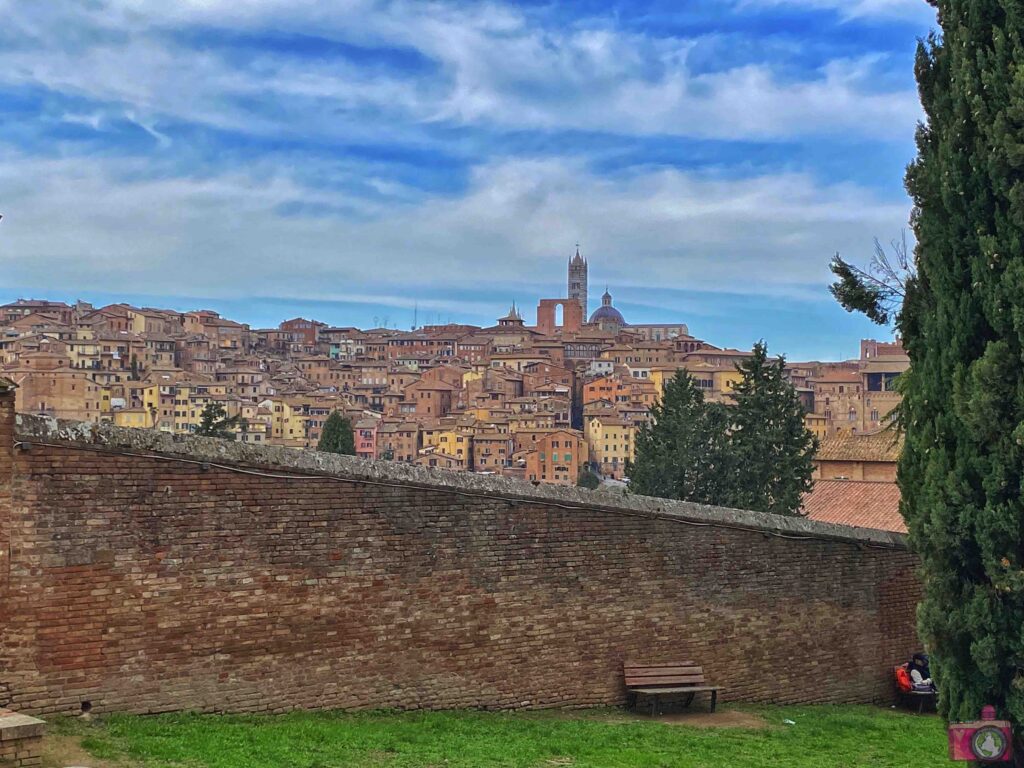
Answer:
[584,414,637,480]
[813,433,900,482]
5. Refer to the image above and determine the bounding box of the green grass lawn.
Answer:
[53,705,947,768]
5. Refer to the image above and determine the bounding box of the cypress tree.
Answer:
[318,411,356,455]
[901,0,1024,731]
[723,341,816,516]
[628,370,732,503]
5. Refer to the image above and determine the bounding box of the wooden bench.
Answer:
[624,661,721,715]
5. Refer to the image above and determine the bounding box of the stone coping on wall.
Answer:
[0,709,45,741]
[14,412,909,551]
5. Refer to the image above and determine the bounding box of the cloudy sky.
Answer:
[0,0,935,359]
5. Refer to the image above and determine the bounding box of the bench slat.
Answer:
[624,666,703,676]
[630,685,720,694]
[626,675,706,686]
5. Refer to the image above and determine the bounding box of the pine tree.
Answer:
[628,371,732,503]
[722,341,816,516]
[318,411,356,455]
[194,401,240,440]
[901,1,1024,733]
[630,348,814,516]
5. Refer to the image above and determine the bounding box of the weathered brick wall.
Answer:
[0,388,16,711]
[0,710,44,768]
[1,402,921,716]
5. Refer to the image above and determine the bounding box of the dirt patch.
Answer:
[651,710,770,729]
[40,732,138,768]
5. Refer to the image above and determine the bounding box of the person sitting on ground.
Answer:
[908,653,936,692]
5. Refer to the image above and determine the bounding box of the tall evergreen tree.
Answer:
[722,341,816,516]
[628,371,732,503]
[318,411,356,455]
[631,347,814,516]
[194,401,240,440]
[901,0,1024,735]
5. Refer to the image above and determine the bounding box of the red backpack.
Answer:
[895,665,912,693]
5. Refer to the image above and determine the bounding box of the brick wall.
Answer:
[0,710,44,768]
[1,402,921,716]
[0,386,15,710]
[817,459,898,482]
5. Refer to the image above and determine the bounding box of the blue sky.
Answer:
[0,0,936,360]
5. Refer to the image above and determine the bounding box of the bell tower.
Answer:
[567,244,588,317]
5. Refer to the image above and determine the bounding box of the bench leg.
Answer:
[917,696,924,716]
[627,692,637,711]
[710,690,718,714]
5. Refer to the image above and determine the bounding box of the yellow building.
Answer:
[113,408,155,429]
[262,396,311,446]
[651,363,742,405]
[584,415,637,480]
[66,330,101,370]
[422,428,473,463]
[682,363,742,404]
[805,412,829,440]
[171,382,230,434]
[461,406,494,421]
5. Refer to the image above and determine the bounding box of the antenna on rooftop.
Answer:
[413,301,418,330]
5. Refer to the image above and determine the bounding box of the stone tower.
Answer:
[567,244,588,317]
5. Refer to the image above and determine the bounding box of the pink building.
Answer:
[354,418,378,460]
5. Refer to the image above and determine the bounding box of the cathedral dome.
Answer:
[589,305,625,324]
[589,289,626,326]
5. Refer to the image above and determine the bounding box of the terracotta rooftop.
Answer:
[811,369,862,383]
[803,480,905,533]
[816,432,902,463]
[686,348,751,357]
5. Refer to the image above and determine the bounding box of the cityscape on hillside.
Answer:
[3,247,908,532]
[11,1,1020,759]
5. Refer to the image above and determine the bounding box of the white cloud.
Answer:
[738,0,935,22]
[0,152,908,309]
[0,0,922,142]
